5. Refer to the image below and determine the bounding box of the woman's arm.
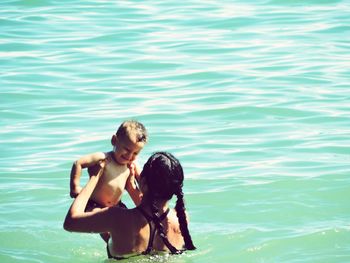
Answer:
[126,162,143,206]
[64,161,113,233]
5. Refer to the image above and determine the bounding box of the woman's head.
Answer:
[141,152,183,200]
[140,152,196,252]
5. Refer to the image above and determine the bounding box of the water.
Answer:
[1,0,350,262]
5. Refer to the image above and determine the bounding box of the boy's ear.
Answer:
[111,134,117,146]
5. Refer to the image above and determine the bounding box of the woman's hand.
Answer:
[126,162,143,206]
[128,161,141,183]
[70,186,82,198]
[88,159,106,178]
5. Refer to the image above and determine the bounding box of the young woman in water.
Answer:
[64,151,196,259]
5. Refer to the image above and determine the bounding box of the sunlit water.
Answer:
[1,0,350,262]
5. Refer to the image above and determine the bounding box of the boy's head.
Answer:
[111,120,148,165]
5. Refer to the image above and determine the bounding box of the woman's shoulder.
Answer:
[163,209,185,249]
[166,209,181,233]
[109,207,145,228]
[168,208,190,222]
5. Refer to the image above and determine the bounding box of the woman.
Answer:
[64,152,196,259]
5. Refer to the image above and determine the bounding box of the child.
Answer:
[69,120,148,212]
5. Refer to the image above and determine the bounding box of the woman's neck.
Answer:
[139,196,169,215]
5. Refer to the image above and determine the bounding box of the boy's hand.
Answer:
[70,186,82,198]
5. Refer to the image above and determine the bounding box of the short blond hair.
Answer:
[116,120,148,143]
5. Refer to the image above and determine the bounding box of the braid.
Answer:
[175,190,196,250]
[150,198,180,254]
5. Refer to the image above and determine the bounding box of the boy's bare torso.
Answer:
[90,154,130,207]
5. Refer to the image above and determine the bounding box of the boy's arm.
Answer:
[70,152,106,198]
[125,162,143,206]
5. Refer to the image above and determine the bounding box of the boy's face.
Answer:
[113,135,144,165]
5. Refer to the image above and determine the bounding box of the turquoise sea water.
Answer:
[1,0,350,262]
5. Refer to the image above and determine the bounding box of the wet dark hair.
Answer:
[141,152,196,253]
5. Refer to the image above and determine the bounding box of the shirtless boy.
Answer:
[69,120,148,214]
